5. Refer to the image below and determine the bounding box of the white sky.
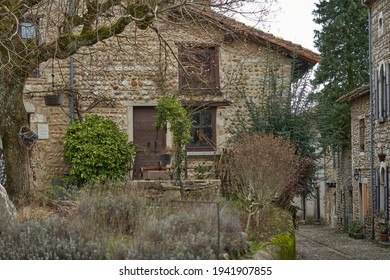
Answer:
[266,0,320,52]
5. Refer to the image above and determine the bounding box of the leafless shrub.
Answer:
[218,133,300,234]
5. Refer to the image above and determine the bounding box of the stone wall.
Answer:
[367,0,390,239]
[350,93,373,232]
[125,179,221,203]
[323,149,338,227]
[23,14,299,190]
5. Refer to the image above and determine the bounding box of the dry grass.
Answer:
[0,182,249,260]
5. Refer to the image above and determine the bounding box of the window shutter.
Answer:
[375,69,379,119]
[376,167,380,212]
[387,64,390,117]
[211,46,220,92]
[385,166,389,219]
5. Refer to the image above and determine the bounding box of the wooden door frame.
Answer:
[126,101,173,179]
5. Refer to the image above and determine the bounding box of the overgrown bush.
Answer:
[3,181,251,260]
[64,114,135,186]
[128,202,246,259]
[0,219,108,260]
[75,185,148,235]
[218,133,300,234]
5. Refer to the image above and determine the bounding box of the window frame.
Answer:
[19,18,41,77]
[359,118,365,152]
[186,107,217,151]
[375,63,390,121]
[178,43,220,95]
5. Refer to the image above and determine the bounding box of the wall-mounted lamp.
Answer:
[354,168,361,181]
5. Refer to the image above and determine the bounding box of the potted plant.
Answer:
[44,94,62,106]
[380,224,389,242]
[378,152,386,162]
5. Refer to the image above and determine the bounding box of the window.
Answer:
[188,108,216,150]
[19,19,40,76]
[359,118,365,152]
[376,167,389,219]
[20,21,37,40]
[332,150,339,169]
[178,44,220,94]
[378,11,384,37]
[375,63,390,121]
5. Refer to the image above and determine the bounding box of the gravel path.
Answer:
[296,224,390,260]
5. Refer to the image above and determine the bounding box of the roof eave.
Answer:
[336,85,370,104]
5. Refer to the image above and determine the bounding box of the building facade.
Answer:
[20,8,320,190]
[332,0,390,240]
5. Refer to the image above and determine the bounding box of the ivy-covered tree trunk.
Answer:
[0,70,31,201]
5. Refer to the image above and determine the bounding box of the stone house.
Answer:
[330,0,390,240]
[20,7,320,190]
[361,0,390,240]
[337,86,371,232]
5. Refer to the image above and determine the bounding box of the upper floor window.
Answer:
[375,63,390,121]
[20,21,37,40]
[378,11,384,37]
[359,118,365,152]
[19,19,40,77]
[178,43,220,95]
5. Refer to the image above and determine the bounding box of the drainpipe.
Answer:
[361,0,374,240]
[69,0,75,123]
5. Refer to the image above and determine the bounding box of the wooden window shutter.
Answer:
[211,46,220,91]
[380,65,384,118]
[375,69,379,119]
[385,166,389,220]
[178,45,190,92]
[376,167,380,212]
[387,64,390,117]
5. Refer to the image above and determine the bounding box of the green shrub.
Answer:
[194,164,213,179]
[64,114,135,185]
[268,230,296,260]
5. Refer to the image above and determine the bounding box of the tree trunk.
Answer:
[0,72,31,203]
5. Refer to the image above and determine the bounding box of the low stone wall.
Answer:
[126,179,221,202]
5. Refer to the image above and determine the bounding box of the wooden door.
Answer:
[133,107,166,179]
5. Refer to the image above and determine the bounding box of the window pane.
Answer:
[21,22,36,40]
[178,45,219,93]
[189,110,214,148]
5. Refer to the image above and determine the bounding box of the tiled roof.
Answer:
[336,85,370,104]
[195,9,321,66]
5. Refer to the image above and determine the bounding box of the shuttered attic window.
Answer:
[178,43,220,95]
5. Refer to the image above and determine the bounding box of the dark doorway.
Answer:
[133,107,166,179]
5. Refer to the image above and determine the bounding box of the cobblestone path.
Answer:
[296,224,390,260]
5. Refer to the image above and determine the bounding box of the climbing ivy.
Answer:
[155,96,191,184]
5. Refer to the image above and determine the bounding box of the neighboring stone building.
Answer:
[20,8,320,190]
[337,86,371,232]
[368,0,390,240]
[330,0,390,240]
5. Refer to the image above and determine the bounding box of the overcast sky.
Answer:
[267,0,320,52]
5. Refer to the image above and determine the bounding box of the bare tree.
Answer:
[0,0,276,200]
[221,133,300,234]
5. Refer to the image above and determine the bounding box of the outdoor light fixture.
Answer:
[354,168,361,181]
